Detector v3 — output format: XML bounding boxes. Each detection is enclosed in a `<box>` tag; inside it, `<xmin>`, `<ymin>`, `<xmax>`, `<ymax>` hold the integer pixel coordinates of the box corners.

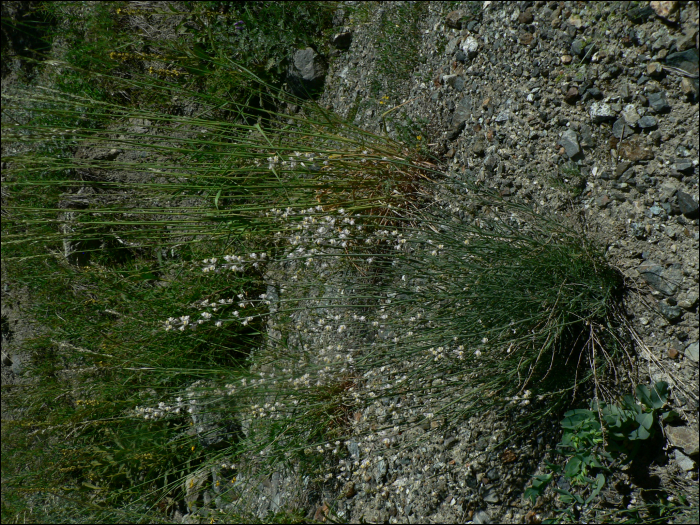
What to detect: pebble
<box><xmin>685</xmin><ymin>342</ymin><xmax>699</xmax><ymax>363</ymax></box>
<box><xmin>590</xmin><ymin>101</ymin><xmax>615</xmax><ymax>123</ymax></box>
<box><xmin>558</xmin><ymin>129</ymin><xmax>580</xmax><ymax>158</ymax></box>
<box><xmin>647</xmin><ymin>91</ymin><xmax>671</xmax><ymax>113</ymax></box>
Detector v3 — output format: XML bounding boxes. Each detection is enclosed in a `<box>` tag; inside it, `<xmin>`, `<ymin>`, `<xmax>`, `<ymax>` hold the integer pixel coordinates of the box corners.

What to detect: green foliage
<box><xmin>389</xmin><ymin>112</ymin><xmax>432</xmax><ymax>157</ymax></box>
<box><xmin>550</xmin><ymin>162</ymin><xmax>586</xmax><ymax>197</ymax></box>
<box><xmin>175</xmin><ymin>1</ymin><xmax>337</xmax><ymax>82</ymax></box>
<box><xmin>525</xmin><ymin>381</ymin><xmax>679</xmax><ymax>522</ymax></box>
<box><xmin>3</xmin><ymin>3</ymin><xmax>687</xmax><ymax>523</ymax></box>
<box><xmin>371</xmin><ymin>2</ymin><xmax>429</xmax><ymax>102</ymax></box>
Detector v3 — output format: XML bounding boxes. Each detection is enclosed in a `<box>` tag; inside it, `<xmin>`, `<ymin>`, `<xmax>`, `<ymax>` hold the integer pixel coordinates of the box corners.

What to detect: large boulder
<box><xmin>287</xmin><ymin>47</ymin><xmax>327</xmax><ymax>99</ymax></box>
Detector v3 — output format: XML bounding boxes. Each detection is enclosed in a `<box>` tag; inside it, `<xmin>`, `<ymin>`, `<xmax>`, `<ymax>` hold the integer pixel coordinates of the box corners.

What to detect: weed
<box><xmin>368</xmin><ymin>2</ymin><xmax>429</xmax><ymax>104</ymax></box>
<box><xmin>549</xmin><ymin>162</ymin><xmax>586</xmax><ymax>197</ymax></box>
<box><xmin>525</xmin><ymin>381</ymin><xmax>682</xmax><ymax>523</ymax></box>
<box><xmin>1</xmin><ymin>22</ymin><xmax>432</xmax><ymax>520</ymax></box>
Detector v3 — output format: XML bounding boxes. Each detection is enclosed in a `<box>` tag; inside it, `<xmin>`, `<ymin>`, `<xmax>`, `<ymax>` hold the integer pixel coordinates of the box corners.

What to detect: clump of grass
<box><xmin>2</xmin><ymin>53</ymin><xmax>429</xmax><ymax>264</ymax></box>
<box><xmin>1</xmin><ymin>48</ymin><xmax>433</xmax><ymax>522</ymax></box>
<box><xmin>133</xmin><ymin>175</ymin><xmax>633</xmax><ymax>522</ymax></box>
<box><xmin>1</xmin><ymin>8</ymin><xmax>643</xmax><ymax>522</ymax></box>
<box><xmin>236</xmin><ymin>182</ymin><xmax>628</xmax><ymax>419</ymax></box>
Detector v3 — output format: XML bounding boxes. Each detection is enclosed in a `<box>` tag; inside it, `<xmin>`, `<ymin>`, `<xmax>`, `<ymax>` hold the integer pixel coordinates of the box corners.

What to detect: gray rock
<box><xmin>287</xmin><ymin>47</ymin><xmax>327</xmax><ymax>99</ymax></box>
<box><xmin>590</xmin><ymin>102</ymin><xmax>615</xmax><ymax>123</ymax></box>
<box><xmin>452</xmin><ymin>96</ymin><xmax>473</xmax><ymax>128</ymax></box>
<box><xmin>482</xmin><ymin>488</ymin><xmax>499</xmax><ymax>504</ymax></box>
<box><xmin>494</xmin><ymin>109</ymin><xmax>511</xmax><ymax>123</ymax></box>
<box><xmin>647</xmin><ymin>205</ymin><xmax>667</xmax><ymax>218</ymax></box>
<box><xmin>676</xmin><ymin>191</ymin><xmax>699</xmax><ymax>219</ymax></box>
<box><xmin>637</xmin><ymin>115</ymin><xmax>658</xmax><ymax>128</ymax></box>
<box><xmin>10</xmin><ymin>354</ymin><xmax>23</xmax><ymax>375</ymax></box>
<box><xmin>665</xmin><ymin>48</ymin><xmax>700</xmax><ymax>76</ymax></box>
<box><xmin>620</xmin><ymin>82</ymin><xmax>632</xmax><ymax>101</ymax></box>
<box><xmin>471</xmin><ymin>139</ymin><xmax>486</xmax><ymax>156</ymax></box>
<box><xmin>666</xmin><ymin>426</ymin><xmax>700</xmax><ymax>456</ymax></box>
<box><xmin>630</xmin><ymin>222</ymin><xmax>646</xmax><ymax>238</ymax></box>
<box><xmin>374</xmin><ymin>458</ymin><xmax>387</xmax><ymax>482</ymax></box>
<box><xmin>445</xmin><ymin>36</ymin><xmax>461</xmax><ymax>55</ymax></box>
<box><xmin>184</xmin><ymin>470</ymin><xmax>209</xmax><ymax>511</ymax></box>
<box><xmin>445</xmin><ymin>10</ymin><xmax>466</xmax><ymax>29</ymax></box>
<box><xmin>473</xmin><ymin>509</ymin><xmax>491</xmax><ymax>524</ymax></box>
<box><xmin>444</xmin><ymin>436</ymin><xmax>459</xmax><ymax>450</ymax></box>
<box><xmin>558</xmin><ymin>129</ymin><xmax>580</xmax><ymax>158</ymax></box>
<box><xmin>587</xmin><ymin>86</ymin><xmax>603</xmax><ymax>99</ymax></box>
<box><xmin>622</xmin><ymin>105</ymin><xmax>640</xmax><ymax>126</ymax></box>
<box><xmin>673</xmin><ymin>160</ymin><xmax>694</xmax><ymax>174</ymax></box>
<box><xmin>571</xmin><ymin>39</ymin><xmax>586</xmax><ymax>57</ymax></box>
<box><xmin>615</xmin><ymin>161</ymin><xmax>632</xmax><ymax>178</ymax></box>
<box><xmin>347</xmin><ymin>440</ymin><xmax>360</xmax><ymax>458</ymax></box>
<box><xmin>638</xmin><ymin>261</ymin><xmax>681</xmax><ymax>296</ymax></box>
<box><xmin>449</xmin><ymin>96</ymin><xmax>474</xmax><ymax>139</ymax></box>
<box><xmin>484</xmin><ymin>155</ymin><xmax>498</xmax><ymax>173</ymax></box>
<box><xmin>461</xmin><ymin>37</ymin><xmax>479</xmax><ymax>59</ymax></box>
<box><xmin>443</xmin><ymin>75</ymin><xmax>464</xmax><ymax>91</ymax></box>
<box><xmin>676</xmin><ymin>145</ymin><xmax>694</xmax><ymax>158</ymax></box>
<box><xmin>673</xmin><ymin>449</ymin><xmax>696</xmax><ymax>471</ymax></box>
<box><xmin>612</xmin><ymin>118</ymin><xmax>635</xmax><ymax>139</ymax></box>
<box><xmin>647</xmin><ymin>91</ymin><xmax>671</xmax><ymax>113</ymax></box>
<box><xmin>685</xmin><ymin>342</ymin><xmax>699</xmax><ymax>363</ymax></box>
<box><xmin>579</xmin><ymin>124</ymin><xmax>594</xmax><ymax>147</ymax></box>
<box><xmin>659</xmin><ymin>302</ymin><xmax>683</xmax><ymax>322</ymax></box>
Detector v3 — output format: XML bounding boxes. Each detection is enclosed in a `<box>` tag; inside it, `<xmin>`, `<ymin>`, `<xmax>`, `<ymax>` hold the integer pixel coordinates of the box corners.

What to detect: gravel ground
<box><xmin>310</xmin><ymin>2</ymin><xmax>699</xmax><ymax>523</ymax></box>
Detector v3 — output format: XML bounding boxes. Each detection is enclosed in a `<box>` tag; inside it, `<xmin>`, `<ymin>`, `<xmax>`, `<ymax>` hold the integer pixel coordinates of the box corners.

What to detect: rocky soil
<box><xmin>2</xmin><ymin>1</ymin><xmax>698</xmax><ymax>524</ymax></box>
<box><xmin>307</xmin><ymin>2</ymin><xmax>699</xmax><ymax>523</ymax></box>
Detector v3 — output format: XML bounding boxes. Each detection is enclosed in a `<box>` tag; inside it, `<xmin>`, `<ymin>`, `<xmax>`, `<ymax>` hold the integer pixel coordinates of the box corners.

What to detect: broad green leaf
<box><xmin>661</xmin><ymin>410</ymin><xmax>678</xmax><ymax>423</ymax></box>
<box><xmin>564</xmin><ymin>456</ymin><xmax>583</xmax><ymax>478</ymax></box>
<box><xmin>635</xmin><ymin>385</ymin><xmax>653</xmax><ymax>408</ymax></box>
<box><xmin>554</xmin><ymin>488</ymin><xmax>575</xmax><ymax>504</ymax></box>
<box><xmin>585</xmin><ymin>473</ymin><xmax>605</xmax><ymax>504</ymax></box>
<box><xmin>636</xmin><ymin>411</ymin><xmax>654</xmax><ymax>430</ymax></box>
<box><xmin>524</xmin><ymin>487</ymin><xmax>540</xmax><ymax>505</ymax></box>
<box><xmin>561</xmin><ymin>409</ymin><xmax>594</xmax><ymax>430</ymax></box>
<box><xmin>649</xmin><ymin>381</ymin><xmax>669</xmax><ymax>409</ymax></box>
<box><xmin>629</xmin><ymin>424</ymin><xmax>651</xmax><ymax>441</ymax></box>
<box><xmin>622</xmin><ymin>394</ymin><xmax>641</xmax><ymax>414</ymax></box>
<box><xmin>532</xmin><ymin>474</ymin><xmax>552</xmax><ymax>488</ymax></box>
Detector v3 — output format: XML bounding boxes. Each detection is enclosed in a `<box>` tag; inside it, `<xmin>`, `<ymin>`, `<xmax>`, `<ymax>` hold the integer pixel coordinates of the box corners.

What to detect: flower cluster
<box><xmin>201</xmin><ymin>252</ymin><xmax>267</xmax><ymax>273</ymax></box>
<box><xmin>134</xmin><ymin>397</ymin><xmax>185</xmax><ymax>420</ymax></box>
<box><xmin>266</xmin><ymin>150</ymin><xmax>324</xmax><ymax>172</ymax></box>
